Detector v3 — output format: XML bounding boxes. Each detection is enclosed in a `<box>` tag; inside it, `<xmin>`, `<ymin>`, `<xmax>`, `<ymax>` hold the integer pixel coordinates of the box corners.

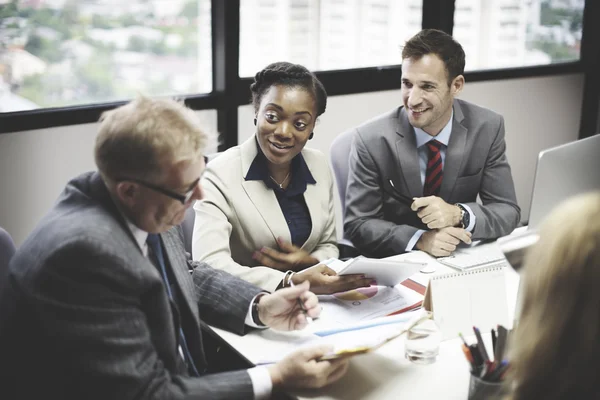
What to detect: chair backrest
<box><xmin>181</xmin><ymin>151</ymin><xmax>222</xmax><ymax>255</ymax></box>
<box><xmin>181</xmin><ymin>206</ymin><xmax>195</xmax><ymax>255</ymax></box>
<box><xmin>0</xmin><ymin>227</ymin><xmax>16</xmax><ymax>277</ymax></box>
<box><xmin>329</xmin><ymin>130</ymin><xmax>355</xmax><ymax>213</ymax></box>
<box><xmin>329</xmin><ymin>130</ymin><xmax>356</xmax><ymax>247</ymax></box>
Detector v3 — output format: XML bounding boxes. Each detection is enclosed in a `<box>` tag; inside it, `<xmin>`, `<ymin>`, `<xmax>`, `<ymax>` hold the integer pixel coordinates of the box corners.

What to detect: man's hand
<box><xmin>412</xmin><ymin>196</ymin><xmax>461</xmax><ymax>229</ymax></box>
<box><xmin>416</xmin><ymin>227</ymin><xmax>472</xmax><ymax>257</ymax></box>
<box><xmin>258</xmin><ymin>281</ymin><xmax>320</xmax><ymax>331</ymax></box>
<box><xmin>292</xmin><ymin>264</ymin><xmax>371</xmax><ymax>295</ymax></box>
<box><xmin>268</xmin><ymin>345</ymin><xmax>350</xmax><ymax>391</ymax></box>
<box><xmin>253</xmin><ymin>237</ymin><xmax>319</xmax><ymax>272</ymax></box>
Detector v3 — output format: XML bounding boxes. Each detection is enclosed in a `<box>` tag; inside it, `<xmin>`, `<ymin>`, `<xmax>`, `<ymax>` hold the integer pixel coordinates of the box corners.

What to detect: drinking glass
<box><xmin>404</xmin><ymin>313</ymin><xmax>441</xmax><ymax>364</ymax></box>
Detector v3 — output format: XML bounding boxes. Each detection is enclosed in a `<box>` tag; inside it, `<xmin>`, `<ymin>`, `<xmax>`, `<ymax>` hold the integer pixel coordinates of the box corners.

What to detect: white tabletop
<box><xmin>210</xmin><ymin>245</ymin><xmax>520</xmax><ymax>399</ymax></box>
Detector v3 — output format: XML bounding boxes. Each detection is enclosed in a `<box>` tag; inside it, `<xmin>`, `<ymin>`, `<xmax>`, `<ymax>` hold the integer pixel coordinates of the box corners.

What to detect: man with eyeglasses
<box><xmin>0</xmin><ymin>97</ymin><xmax>349</xmax><ymax>399</ymax></box>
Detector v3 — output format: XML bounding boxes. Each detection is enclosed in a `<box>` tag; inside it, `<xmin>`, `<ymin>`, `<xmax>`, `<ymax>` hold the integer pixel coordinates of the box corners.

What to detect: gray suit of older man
<box><xmin>0</xmin><ymin>171</ymin><xmax>262</xmax><ymax>400</ymax></box>
<box><xmin>344</xmin><ymin>99</ymin><xmax>520</xmax><ymax>258</ymax></box>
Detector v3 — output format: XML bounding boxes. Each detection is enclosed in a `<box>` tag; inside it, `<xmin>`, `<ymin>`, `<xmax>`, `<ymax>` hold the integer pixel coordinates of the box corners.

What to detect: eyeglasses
<box><xmin>119</xmin><ymin>177</ymin><xmax>201</xmax><ymax>204</ymax></box>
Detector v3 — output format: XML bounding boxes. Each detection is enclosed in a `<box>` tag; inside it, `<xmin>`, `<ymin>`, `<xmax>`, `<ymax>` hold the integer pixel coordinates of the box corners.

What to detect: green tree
<box><xmin>61</xmin><ymin>0</ymin><xmax>80</xmax><ymax>26</ymax></box>
<box><xmin>0</xmin><ymin>0</ymin><xmax>18</xmax><ymax>19</ymax></box>
<box><xmin>532</xmin><ymin>39</ymin><xmax>578</xmax><ymax>62</ymax></box>
<box><xmin>24</xmin><ymin>34</ymin><xmax>63</xmax><ymax>63</ymax></box>
<box><xmin>75</xmin><ymin>52</ymin><xmax>115</xmax><ymax>100</ymax></box>
<box><xmin>16</xmin><ymin>74</ymin><xmax>46</xmax><ymax>106</ymax></box>
<box><xmin>180</xmin><ymin>0</ymin><xmax>199</xmax><ymax>20</ymax></box>
<box><xmin>128</xmin><ymin>35</ymin><xmax>148</xmax><ymax>52</ymax></box>
<box><xmin>91</xmin><ymin>15</ymin><xmax>113</xmax><ymax>29</ymax></box>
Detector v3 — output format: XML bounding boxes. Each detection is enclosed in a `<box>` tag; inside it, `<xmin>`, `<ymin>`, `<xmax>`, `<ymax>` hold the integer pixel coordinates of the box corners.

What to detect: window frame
<box><xmin>1</xmin><ymin>0</ymin><xmax>597</xmax><ymax>144</ymax></box>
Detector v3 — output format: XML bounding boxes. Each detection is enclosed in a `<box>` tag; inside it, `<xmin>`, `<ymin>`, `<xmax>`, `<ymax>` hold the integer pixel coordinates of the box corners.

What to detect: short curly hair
<box><xmin>250</xmin><ymin>61</ymin><xmax>327</xmax><ymax>117</ymax></box>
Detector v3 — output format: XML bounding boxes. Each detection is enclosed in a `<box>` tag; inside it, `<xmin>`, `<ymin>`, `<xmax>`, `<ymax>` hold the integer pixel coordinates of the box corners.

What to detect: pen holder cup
<box><xmin>468</xmin><ymin>374</ymin><xmax>508</xmax><ymax>400</ymax></box>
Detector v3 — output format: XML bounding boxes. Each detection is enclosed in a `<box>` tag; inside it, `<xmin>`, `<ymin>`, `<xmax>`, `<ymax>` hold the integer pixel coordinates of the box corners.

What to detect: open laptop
<box><xmin>527</xmin><ymin>134</ymin><xmax>600</xmax><ymax>230</ymax></box>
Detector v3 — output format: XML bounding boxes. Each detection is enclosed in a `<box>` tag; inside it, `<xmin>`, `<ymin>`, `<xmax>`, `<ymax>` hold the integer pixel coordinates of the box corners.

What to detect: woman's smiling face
<box><xmin>255</xmin><ymin>85</ymin><xmax>317</xmax><ymax>166</ymax></box>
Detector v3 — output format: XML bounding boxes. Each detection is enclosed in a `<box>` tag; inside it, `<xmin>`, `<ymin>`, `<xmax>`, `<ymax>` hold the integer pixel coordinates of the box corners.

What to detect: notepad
<box><xmin>321</xmin><ymin>257</ymin><xmax>426</xmax><ymax>287</ymax></box>
<box><xmin>437</xmin><ymin>242</ymin><xmax>508</xmax><ymax>271</ymax></box>
<box><xmin>423</xmin><ymin>265</ymin><xmax>509</xmax><ymax>340</ymax></box>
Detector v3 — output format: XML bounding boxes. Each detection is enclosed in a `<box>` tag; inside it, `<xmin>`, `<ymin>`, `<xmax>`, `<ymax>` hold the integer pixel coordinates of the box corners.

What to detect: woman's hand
<box><xmin>253</xmin><ymin>237</ymin><xmax>319</xmax><ymax>271</ymax></box>
<box><xmin>292</xmin><ymin>265</ymin><xmax>372</xmax><ymax>295</ymax></box>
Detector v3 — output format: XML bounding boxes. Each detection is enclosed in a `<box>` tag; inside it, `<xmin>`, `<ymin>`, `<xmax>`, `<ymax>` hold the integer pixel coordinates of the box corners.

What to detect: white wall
<box><xmin>0</xmin><ymin>110</ymin><xmax>218</xmax><ymax>245</ymax></box>
<box><xmin>0</xmin><ymin>74</ymin><xmax>583</xmax><ymax>245</ymax></box>
<box><xmin>240</xmin><ymin>73</ymin><xmax>583</xmax><ymax>235</ymax></box>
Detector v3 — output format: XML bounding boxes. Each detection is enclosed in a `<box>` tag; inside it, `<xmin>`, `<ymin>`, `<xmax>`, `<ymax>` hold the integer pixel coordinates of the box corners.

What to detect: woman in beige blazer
<box><xmin>192</xmin><ymin>62</ymin><xmax>369</xmax><ymax>293</ymax></box>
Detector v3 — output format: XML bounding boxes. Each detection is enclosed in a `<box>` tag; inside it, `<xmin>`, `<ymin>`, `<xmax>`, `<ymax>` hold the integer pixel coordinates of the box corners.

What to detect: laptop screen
<box><xmin>528</xmin><ymin>134</ymin><xmax>600</xmax><ymax>229</ymax></box>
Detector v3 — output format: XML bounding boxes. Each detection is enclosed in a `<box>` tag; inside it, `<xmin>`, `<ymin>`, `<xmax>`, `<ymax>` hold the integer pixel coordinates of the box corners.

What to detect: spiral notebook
<box><xmin>423</xmin><ymin>266</ymin><xmax>509</xmax><ymax>340</ymax></box>
<box><xmin>437</xmin><ymin>242</ymin><xmax>508</xmax><ymax>271</ymax></box>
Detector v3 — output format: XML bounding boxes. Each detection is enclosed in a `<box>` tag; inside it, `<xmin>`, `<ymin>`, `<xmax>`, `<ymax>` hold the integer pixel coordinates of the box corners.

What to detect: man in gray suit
<box><xmin>0</xmin><ymin>97</ymin><xmax>348</xmax><ymax>399</ymax></box>
<box><xmin>344</xmin><ymin>29</ymin><xmax>520</xmax><ymax>258</ymax></box>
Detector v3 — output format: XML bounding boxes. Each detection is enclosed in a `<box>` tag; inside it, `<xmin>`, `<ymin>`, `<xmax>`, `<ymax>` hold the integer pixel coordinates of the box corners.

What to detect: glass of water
<box><xmin>404</xmin><ymin>312</ymin><xmax>441</xmax><ymax>364</ymax></box>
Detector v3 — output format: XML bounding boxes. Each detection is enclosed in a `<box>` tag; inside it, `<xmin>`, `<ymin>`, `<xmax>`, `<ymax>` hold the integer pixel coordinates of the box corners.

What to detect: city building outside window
<box><xmin>453</xmin><ymin>0</ymin><xmax>583</xmax><ymax>71</ymax></box>
<box><xmin>239</xmin><ymin>0</ymin><xmax>423</xmax><ymax>77</ymax></box>
<box><xmin>0</xmin><ymin>0</ymin><xmax>212</xmax><ymax>113</ymax></box>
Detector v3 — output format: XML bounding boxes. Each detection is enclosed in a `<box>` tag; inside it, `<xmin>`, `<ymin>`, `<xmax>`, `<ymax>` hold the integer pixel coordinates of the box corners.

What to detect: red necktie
<box><xmin>423</xmin><ymin>140</ymin><xmax>443</xmax><ymax>196</ymax></box>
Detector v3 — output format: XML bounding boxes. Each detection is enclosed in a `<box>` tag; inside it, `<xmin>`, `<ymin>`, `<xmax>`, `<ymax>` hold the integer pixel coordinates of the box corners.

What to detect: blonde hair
<box><xmin>509</xmin><ymin>192</ymin><xmax>600</xmax><ymax>399</ymax></box>
<box><xmin>95</xmin><ymin>96</ymin><xmax>212</xmax><ymax>181</ymax></box>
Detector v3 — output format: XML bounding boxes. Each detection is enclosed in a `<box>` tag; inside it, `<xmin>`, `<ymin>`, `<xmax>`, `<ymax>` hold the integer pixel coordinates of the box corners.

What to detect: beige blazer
<box><xmin>192</xmin><ymin>136</ymin><xmax>338</xmax><ymax>292</ymax></box>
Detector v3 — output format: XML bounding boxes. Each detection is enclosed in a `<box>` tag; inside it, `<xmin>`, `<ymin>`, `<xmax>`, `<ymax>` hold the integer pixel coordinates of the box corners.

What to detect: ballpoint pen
<box><xmin>473</xmin><ymin>326</ymin><xmax>490</xmax><ymax>362</ymax></box>
<box><xmin>386</xmin><ymin>179</ymin><xmax>415</xmax><ymax>207</ymax></box>
<box><xmin>289</xmin><ymin>279</ymin><xmax>313</xmax><ymax>324</ymax></box>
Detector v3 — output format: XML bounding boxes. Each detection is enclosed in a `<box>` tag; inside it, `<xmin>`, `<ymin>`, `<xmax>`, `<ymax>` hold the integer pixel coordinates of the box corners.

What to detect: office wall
<box><xmin>0</xmin><ymin>73</ymin><xmax>583</xmax><ymax>245</ymax></box>
<box><xmin>0</xmin><ymin>110</ymin><xmax>218</xmax><ymax>246</ymax></box>
<box><xmin>240</xmin><ymin>73</ymin><xmax>583</xmax><ymax>235</ymax></box>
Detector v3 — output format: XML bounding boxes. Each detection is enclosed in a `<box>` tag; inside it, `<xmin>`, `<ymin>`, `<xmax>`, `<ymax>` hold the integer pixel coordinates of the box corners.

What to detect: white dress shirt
<box><xmin>405</xmin><ymin>110</ymin><xmax>477</xmax><ymax>251</ymax></box>
<box><xmin>124</xmin><ymin>220</ymin><xmax>272</xmax><ymax>399</ymax></box>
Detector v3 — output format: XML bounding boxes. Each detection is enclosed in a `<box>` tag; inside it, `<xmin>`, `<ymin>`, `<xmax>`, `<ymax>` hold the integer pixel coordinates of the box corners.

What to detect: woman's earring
<box><xmin>253</xmin><ymin>118</ymin><xmax>257</xmax><ymax>126</ymax></box>
<box><xmin>309</xmin><ymin>132</ymin><xmax>314</xmax><ymax>140</ymax></box>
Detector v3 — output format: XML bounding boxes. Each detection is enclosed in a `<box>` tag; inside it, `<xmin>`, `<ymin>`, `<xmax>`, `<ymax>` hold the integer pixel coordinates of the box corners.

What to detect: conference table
<box><xmin>209</xmin><ymin>240</ymin><xmax>521</xmax><ymax>399</ymax></box>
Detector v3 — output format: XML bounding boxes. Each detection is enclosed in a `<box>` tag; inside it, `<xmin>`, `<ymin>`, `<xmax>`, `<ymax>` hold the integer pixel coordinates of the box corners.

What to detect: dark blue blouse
<box><xmin>244</xmin><ymin>145</ymin><xmax>316</xmax><ymax>247</ymax></box>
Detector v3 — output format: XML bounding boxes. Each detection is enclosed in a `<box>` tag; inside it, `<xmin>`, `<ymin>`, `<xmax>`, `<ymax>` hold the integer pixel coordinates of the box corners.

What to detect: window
<box><xmin>453</xmin><ymin>0</ymin><xmax>584</xmax><ymax>71</ymax></box>
<box><xmin>238</xmin><ymin>0</ymin><xmax>422</xmax><ymax>77</ymax></box>
<box><xmin>0</xmin><ymin>0</ymin><xmax>212</xmax><ymax>113</ymax></box>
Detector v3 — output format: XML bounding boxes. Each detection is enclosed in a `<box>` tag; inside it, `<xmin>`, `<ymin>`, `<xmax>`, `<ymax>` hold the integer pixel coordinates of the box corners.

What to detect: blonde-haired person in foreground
<box><xmin>0</xmin><ymin>96</ymin><xmax>349</xmax><ymax>399</ymax></box>
<box><xmin>507</xmin><ymin>192</ymin><xmax>600</xmax><ymax>400</ymax></box>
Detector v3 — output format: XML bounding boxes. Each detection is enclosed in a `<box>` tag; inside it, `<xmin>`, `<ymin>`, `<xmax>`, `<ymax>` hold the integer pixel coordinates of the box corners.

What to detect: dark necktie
<box><xmin>423</xmin><ymin>140</ymin><xmax>443</xmax><ymax>197</ymax></box>
<box><xmin>146</xmin><ymin>233</ymin><xmax>199</xmax><ymax>377</ymax></box>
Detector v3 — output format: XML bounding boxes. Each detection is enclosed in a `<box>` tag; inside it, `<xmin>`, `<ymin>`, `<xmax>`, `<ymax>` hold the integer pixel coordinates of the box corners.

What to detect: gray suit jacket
<box><xmin>344</xmin><ymin>99</ymin><xmax>521</xmax><ymax>258</ymax></box>
<box><xmin>0</xmin><ymin>172</ymin><xmax>263</xmax><ymax>399</ymax></box>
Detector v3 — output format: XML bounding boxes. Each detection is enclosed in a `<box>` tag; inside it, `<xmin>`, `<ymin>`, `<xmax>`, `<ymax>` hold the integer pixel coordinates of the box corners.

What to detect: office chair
<box><xmin>329</xmin><ymin>130</ymin><xmax>361</xmax><ymax>259</ymax></box>
<box><xmin>181</xmin><ymin>152</ymin><xmax>222</xmax><ymax>256</ymax></box>
<box><xmin>181</xmin><ymin>206</ymin><xmax>195</xmax><ymax>256</ymax></box>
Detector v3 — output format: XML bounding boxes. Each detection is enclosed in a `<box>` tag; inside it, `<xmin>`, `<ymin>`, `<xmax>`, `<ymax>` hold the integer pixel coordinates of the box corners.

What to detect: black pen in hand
<box><xmin>386</xmin><ymin>179</ymin><xmax>417</xmax><ymax>208</ymax></box>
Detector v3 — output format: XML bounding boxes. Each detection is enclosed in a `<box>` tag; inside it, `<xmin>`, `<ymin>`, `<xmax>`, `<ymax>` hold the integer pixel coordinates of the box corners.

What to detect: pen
<box><xmin>469</xmin><ymin>344</ymin><xmax>483</xmax><ymax>367</ymax></box>
<box><xmin>487</xmin><ymin>360</ymin><xmax>509</xmax><ymax>382</ymax></box>
<box><xmin>496</xmin><ymin>325</ymin><xmax>508</xmax><ymax>361</ymax></box>
<box><xmin>387</xmin><ymin>179</ymin><xmax>416</xmax><ymax>207</ymax></box>
<box><xmin>289</xmin><ymin>279</ymin><xmax>313</xmax><ymax>324</ymax></box>
<box><xmin>461</xmin><ymin>344</ymin><xmax>475</xmax><ymax>369</ymax></box>
<box><xmin>491</xmin><ymin>328</ymin><xmax>497</xmax><ymax>358</ymax></box>
<box><xmin>473</xmin><ymin>326</ymin><xmax>490</xmax><ymax>362</ymax></box>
